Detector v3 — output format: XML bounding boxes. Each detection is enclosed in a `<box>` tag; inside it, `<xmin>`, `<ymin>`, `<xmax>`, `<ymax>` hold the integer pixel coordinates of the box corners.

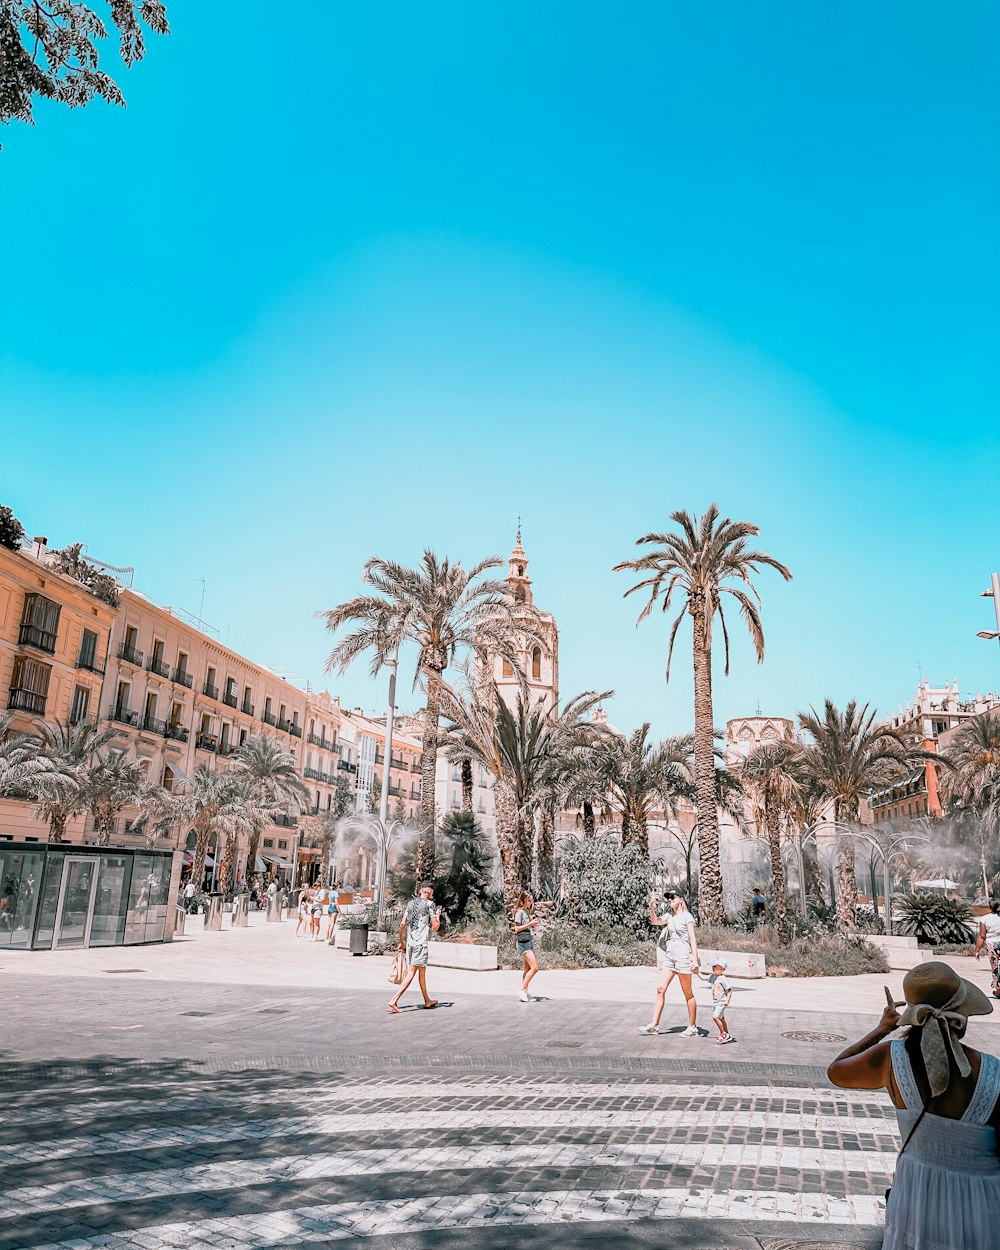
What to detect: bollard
<box><xmin>204</xmin><ymin>893</ymin><xmax>223</xmax><ymax>931</ymax></box>
<box><xmin>266</xmin><ymin>894</ymin><xmax>282</xmax><ymax>923</ymax></box>
<box><xmin>232</xmin><ymin>895</ymin><xmax>250</xmax><ymax>928</ymax></box>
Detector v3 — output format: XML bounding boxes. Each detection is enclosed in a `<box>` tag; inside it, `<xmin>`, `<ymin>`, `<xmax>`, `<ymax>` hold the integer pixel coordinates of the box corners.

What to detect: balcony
<box><xmin>223</xmin><ymin>692</ymin><xmax>238</xmax><ymax>709</ymax></box>
<box><xmin>410</xmin><ymin>760</ymin><xmax>421</xmax><ymax>773</ymax></box>
<box><xmin>289</xmin><ymin>723</ymin><xmax>302</xmax><ymax>739</ymax></box>
<box><xmin>163</xmin><ymin>722</ymin><xmax>189</xmax><ymax>743</ymax></box>
<box><xmin>273</xmin><ymin>813</ymin><xmax>298</xmax><ymax>828</ymax></box>
<box><xmin>173</xmin><ymin>667</ymin><xmax>193</xmax><ymax>689</ymax></box>
<box><xmin>147</xmin><ymin>655</ymin><xmax>170</xmax><ymax>678</ymax></box>
<box><xmin>77</xmin><ymin>650</ymin><xmax>104</xmax><ymax>675</ymax></box>
<box><xmin>141</xmin><ymin>714</ymin><xmax>166</xmax><ymax>735</ymax></box>
<box><xmin>262</xmin><ymin>711</ymin><xmax>277</xmax><ymax>726</ymax></box>
<box><xmin>109</xmin><ymin>706</ymin><xmax>138</xmax><ymax>727</ymax></box>
<box><xmin>374</xmin><ymin>750</ymin><xmax>385</xmax><ymax>765</ymax></box>
<box><xmin>8</xmin><ymin>688</ymin><xmax>47</xmax><ymax>715</ymax></box>
<box><xmin>203</xmin><ymin>682</ymin><xmax>219</xmax><ymax>700</ymax></box>
<box><xmin>118</xmin><ymin>643</ymin><xmax>143</xmax><ymax>667</ymax></box>
<box><xmin>410</xmin><ymin>788</ymin><xmax>421</xmax><ymax>801</ymax></box>
<box><xmin>337</xmin><ymin>759</ymin><xmax>358</xmax><ymax>774</ymax></box>
<box><xmin>308</xmin><ymin>733</ymin><xmax>333</xmax><ymax>749</ymax></box>
<box><xmin>388</xmin><ymin>784</ymin><xmax>403</xmax><ymax>797</ymax></box>
<box><xmin>18</xmin><ymin>623</ymin><xmax>57</xmax><ymax>654</ymax></box>
<box><xmin>218</xmin><ymin>741</ymin><xmax>237</xmax><ymax>756</ymax></box>
<box><xmin>242</xmin><ymin>700</ymin><xmax>255</xmax><ymax>717</ymax></box>
<box><xmin>277</xmin><ymin>718</ymin><xmax>290</xmax><ymax>733</ymax></box>
<box><xmin>195</xmin><ymin>733</ymin><xmax>218</xmax><ymax>753</ymax></box>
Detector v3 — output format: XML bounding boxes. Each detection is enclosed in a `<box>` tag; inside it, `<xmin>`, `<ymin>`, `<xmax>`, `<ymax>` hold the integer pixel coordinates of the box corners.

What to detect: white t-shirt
<box><xmin>980</xmin><ymin>913</ymin><xmax>1000</xmax><ymax>943</ymax></box>
<box><xmin>661</xmin><ymin>909</ymin><xmax>694</xmax><ymax>951</ymax></box>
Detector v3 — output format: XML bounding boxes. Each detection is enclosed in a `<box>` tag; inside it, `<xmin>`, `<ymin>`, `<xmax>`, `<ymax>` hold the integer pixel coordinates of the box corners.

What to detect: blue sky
<box><xmin>2</xmin><ymin>2</ymin><xmax>998</xmax><ymax>736</ymax></box>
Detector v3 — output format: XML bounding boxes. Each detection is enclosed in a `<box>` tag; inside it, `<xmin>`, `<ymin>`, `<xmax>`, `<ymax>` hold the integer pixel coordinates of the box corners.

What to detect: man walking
<box><xmin>389</xmin><ymin>883</ymin><xmax>440</xmax><ymax>1013</ymax></box>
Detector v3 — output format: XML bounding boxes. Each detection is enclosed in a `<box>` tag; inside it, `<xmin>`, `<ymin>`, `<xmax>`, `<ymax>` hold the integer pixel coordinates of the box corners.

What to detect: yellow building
<box><xmin>0</xmin><ymin>539</ymin><xmax>117</xmax><ymax>841</ymax></box>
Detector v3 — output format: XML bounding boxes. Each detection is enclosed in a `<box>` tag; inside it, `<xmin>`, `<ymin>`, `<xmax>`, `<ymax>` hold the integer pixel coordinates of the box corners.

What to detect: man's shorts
<box><xmin>406</xmin><ymin>941</ymin><xmax>429</xmax><ymax>969</ymax></box>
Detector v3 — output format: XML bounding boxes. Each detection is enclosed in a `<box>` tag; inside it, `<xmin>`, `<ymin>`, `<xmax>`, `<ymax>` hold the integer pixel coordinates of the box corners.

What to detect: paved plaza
<box><xmin>2</xmin><ymin>916</ymin><xmax>997</xmax><ymax>1249</ymax></box>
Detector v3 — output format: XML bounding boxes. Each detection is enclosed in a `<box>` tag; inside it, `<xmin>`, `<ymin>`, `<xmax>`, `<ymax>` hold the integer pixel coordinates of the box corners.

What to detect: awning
<box><xmin>260</xmin><ymin>852</ymin><xmax>291</xmax><ymax>869</ymax></box>
<box><xmin>182</xmin><ymin>851</ymin><xmax>215</xmax><ymax>868</ymax></box>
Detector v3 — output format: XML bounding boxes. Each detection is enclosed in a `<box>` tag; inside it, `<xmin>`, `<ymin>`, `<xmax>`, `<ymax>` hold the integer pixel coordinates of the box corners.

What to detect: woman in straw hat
<box><xmin>828</xmin><ymin>961</ymin><xmax>999</xmax><ymax>1250</ymax></box>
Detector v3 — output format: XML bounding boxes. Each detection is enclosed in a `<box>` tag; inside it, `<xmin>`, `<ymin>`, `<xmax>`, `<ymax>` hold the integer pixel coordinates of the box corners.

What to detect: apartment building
<box><xmin>347</xmin><ymin>709</ymin><xmax>422</xmax><ymax>823</ymax></box>
<box><xmin>0</xmin><ymin>540</ymin><xmax>117</xmax><ymax>840</ymax></box>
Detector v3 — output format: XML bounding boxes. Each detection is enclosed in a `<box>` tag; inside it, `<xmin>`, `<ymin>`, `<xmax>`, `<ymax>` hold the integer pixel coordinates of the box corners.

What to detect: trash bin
<box><xmin>232</xmin><ymin>895</ymin><xmax>250</xmax><ymax>928</ymax></box>
<box><xmin>174</xmin><ymin>904</ymin><xmax>186</xmax><ymax>937</ymax></box>
<box><xmin>266</xmin><ymin>894</ymin><xmax>281</xmax><ymax>922</ymax></box>
<box><xmin>204</xmin><ymin>893</ymin><xmax>223</xmax><ymax>931</ymax></box>
<box><xmin>349</xmin><ymin>924</ymin><xmax>369</xmax><ymax>956</ymax></box>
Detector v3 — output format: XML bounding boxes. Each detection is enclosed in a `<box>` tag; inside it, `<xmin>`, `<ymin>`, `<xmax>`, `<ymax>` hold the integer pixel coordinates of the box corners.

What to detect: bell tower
<box><xmin>507</xmin><ymin>527</ymin><xmax>533</xmax><ymax>606</ymax></box>
<box><xmin>495</xmin><ymin>526</ymin><xmax>559</xmax><ymax>714</ymax></box>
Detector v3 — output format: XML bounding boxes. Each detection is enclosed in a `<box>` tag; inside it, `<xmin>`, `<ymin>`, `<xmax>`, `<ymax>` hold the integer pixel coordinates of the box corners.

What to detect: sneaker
<box><xmin>519</xmin><ymin>990</ymin><xmax>530</xmax><ymax>1003</ymax></box>
<box><xmin>682</xmin><ymin>1025</ymin><xmax>699</xmax><ymax>1037</ymax></box>
<box><xmin>637</xmin><ymin>1024</ymin><xmax>659</xmax><ymax>1035</ymax></box>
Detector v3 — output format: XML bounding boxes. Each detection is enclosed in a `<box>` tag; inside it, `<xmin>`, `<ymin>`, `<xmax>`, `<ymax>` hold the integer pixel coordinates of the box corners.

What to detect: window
<box><xmin>151</xmin><ymin>639</ymin><xmax>165</xmax><ymax>666</ymax></box>
<box><xmin>502</xmin><ymin>659</ymin><xmax>514</xmax><ymax>678</ymax></box>
<box><xmin>79</xmin><ymin>628</ymin><xmax>99</xmax><ymax>670</ymax></box>
<box><xmin>8</xmin><ymin>656</ymin><xmax>51</xmax><ymax>715</ymax></box>
<box><xmin>115</xmin><ymin>681</ymin><xmax>130</xmax><ymax>714</ymax></box>
<box><xmin>221</xmin><ymin>723</ymin><xmax>230</xmax><ymax>750</ymax></box>
<box><xmin>163</xmin><ymin>765</ymin><xmax>176</xmax><ymax>792</ymax></box>
<box><xmin>177</xmin><ymin>651</ymin><xmax>189</xmax><ymax>675</ymax></box>
<box><xmin>264</xmin><ymin>696</ymin><xmax>272</xmax><ymax>717</ymax></box>
<box><xmin>19</xmin><ymin>593</ymin><xmax>60</xmax><ymax>653</ymax></box>
<box><xmin>263</xmin><ymin>838</ymin><xmax>274</xmax><ymax>848</ymax></box>
<box><xmin>310</xmin><ymin>719</ymin><xmax>315</xmax><ymax>736</ymax></box>
<box><xmin>242</xmin><ymin>685</ymin><xmax>253</xmax><ymax>713</ymax></box>
<box><xmin>531</xmin><ymin>647</ymin><xmax>541</xmax><ymax>680</ymax></box>
<box><xmin>144</xmin><ymin>691</ymin><xmax>157</xmax><ymax>725</ymax></box>
<box><xmin>277</xmin><ymin>840</ymin><xmax>288</xmax><ymax>850</ymax></box>
<box><xmin>224</xmin><ymin>677</ymin><xmax>238</xmax><ymax>707</ymax></box>
<box><xmin>69</xmin><ymin>686</ymin><xmax>91</xmax><ymax>725</ymax></box>
<box><xmin>239</xmin><ymin>728</ymin><xmax>247</xmax><ymax>745</ymax></box>
<box><xmin>125</xmin><ymin>625</ymin><xmax>138</xmax><ymax>649</ymax></box>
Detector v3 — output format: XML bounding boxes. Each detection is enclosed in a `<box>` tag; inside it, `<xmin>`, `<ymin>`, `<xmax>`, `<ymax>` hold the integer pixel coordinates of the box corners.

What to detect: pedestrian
<box><xmin>750</xmin><ymin>887</ymin><xmax>767</xmax><ymax>927</ymax></box>
<box><xmin>513</xmin><ymin>891</ymin><xmax>541</xmax><ymax>1003</ymax></box>
<box><xmin>699</xmin><ymin>959</ymin><xmax>735</xmax><ymax>1043</ymax></box>
<box><xmin>828</xmin><ymin>962</ymin><xmax>999</xmax><ymax>1250</ymax></box>
<box><xmin>183</xmin><ymin>877</ymin><xmax>196</xmax><ymax>914</ymax></box>
<box><xmin>325</xmin><ymin>885</ymin><xmax>339</xmax><ymax>943</ymax></box>
<box><xmin>310</xmin><ymin>885</ymin><xmax>327</xmax><ymax>942</ymax></box>
<box><xmin>974</xmin><ymin>903</ymin><xmax>1000</xmax><ymax>998</ymax></box>
<box><xmin>295</xmin><ymin>887</ymin><xmax>310</xmax><ymax>937</ymax></box>
<box><xmin>639</xmin><ymin>890</ymin><xmax>701</xmax><ymax>1037</ymax></box>
<box><xmin>389</xmin><ymin>882</ymin><xmax>440</xmax><ymax>1013</ymax></box>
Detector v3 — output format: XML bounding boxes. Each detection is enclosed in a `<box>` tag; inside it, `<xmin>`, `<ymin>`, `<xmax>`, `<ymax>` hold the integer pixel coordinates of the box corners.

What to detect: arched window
<box><xmin>502</xmin><ymin>659</ymin><xmax>514</xmax><ymax>678</ymax></box>
<box><xmin>531</xmin><ymin>647</ymin><xmax>541</xmax><ymax>680</ymax></box>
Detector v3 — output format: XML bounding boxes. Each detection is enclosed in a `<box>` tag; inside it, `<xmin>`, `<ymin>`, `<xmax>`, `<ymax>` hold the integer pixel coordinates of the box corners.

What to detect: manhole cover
<box><xmin>103</xmin><ymin>969</ymin><xmax>146</xmax><ymax>974</ymax></box>
<box><xmin>781</xmin><ymin>1031</ymin><xmax>847</xmax><ymax>1043</ymax></box>
<box><xmin>259</xmin><ymin>1008</ymin><xmax>289</xmax><ymax>1015</ymax></box>
<box><xmin>181</xmin><ymin>1011</ymin><xmax>213</xmax><ymax>1018</ymax></box>
<box><xmin>545</xmin><ymin>1040</ymin><xmax>582</xmax><ymax>1049</ymax></box>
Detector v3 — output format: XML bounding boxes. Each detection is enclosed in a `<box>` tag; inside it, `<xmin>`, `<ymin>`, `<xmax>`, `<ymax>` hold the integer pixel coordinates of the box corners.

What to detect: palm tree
<box><xmin>738</xmin><ymin>742</ymin><xmax>802</xmax><ymax>943</ymax></box>
<box><xmin>797</xmin><ymin>699</ymin><xmax>942</xmax><ymax>930</ymax></box>
<box><xmin>323</xmin><ymin>551</ymin><xmax>537</xmax><ymax>879</ymax></box>
<box><xmin>584</xmin><ymin>724</ymin><xmax>695</xmax><ymax>857</ymax></box>
<box><xmin>615</xmin><ymin>505</ymin><xmax>791</xmax><ymax>924</ymax></box>
<box><xmin>941</xmin><ymin>712</ymin><xmax>1000</xmax><ymax>899</ymax></box>
<box><xmin>216</xmin><ymin>775</ymin><xmax>270</xmax><ymax>893</ymax></box>
<box><xmin>171</xmin><ymin>766</ymin><xmax>236</xmax><ymax>889</ymax></box>
<box><xmin>0</xmin><ymin>713</ymin><xmax>50</xmax><ymax>797</ymax></box>
<box><xmin>229</xmin><ymin>733</ymin><xmax>309</xmax><ymax>881</ymax></box>
<box><xmin>33</xmin><ymin>720</ymin><xmax>119</xmax><ymax>842</ymax></box>
<box><xmin>83</xmin><ymin>750</ymin><xmax>163</xmax><ymax>846</ymax></box>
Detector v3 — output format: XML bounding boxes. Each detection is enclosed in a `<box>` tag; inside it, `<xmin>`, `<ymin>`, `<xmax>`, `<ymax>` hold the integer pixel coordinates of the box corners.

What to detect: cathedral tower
<box><xmin>494</xmin><ymin>528</ymin><xmax>559</xmax><ymax>714</ymax></box>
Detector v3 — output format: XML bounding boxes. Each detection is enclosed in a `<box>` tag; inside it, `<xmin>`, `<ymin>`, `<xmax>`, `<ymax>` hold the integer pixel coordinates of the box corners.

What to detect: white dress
<box><xmin>885</xmin><ymin>1040</ymin><xmax>1000</xmax><ymax>1250</ymax></box>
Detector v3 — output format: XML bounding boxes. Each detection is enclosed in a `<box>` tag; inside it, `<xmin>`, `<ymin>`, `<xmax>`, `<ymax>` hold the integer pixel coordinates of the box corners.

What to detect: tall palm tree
<box><xmin>216</xmin><ymin>775</ymin><xmax>270</xmax><ymax>892</ymax></box>
<box><xmin>0</xmin><ymin>713</ymin><xmax>51</xmax><ymax>797</ymax></box>
<box><xmin>83</xmin><ymin>750</ymin><xmax>164</xmax><ymax>846</ymax></box>
<box><xmin>943</xmin><ymin>711</ymin><xmax>1000</xmax><ymax>813</ymax></box>
<box><xmin>171</xmin><ymin>766</ymin><xmax>236</xmax><ymax>889</ymax></box>
<box><xmin>230</xmin><ymin>733</ymin><xmax>309</xmax><ymax>881</ymax></box>
<box><xmin>584</xmin><ymin>724</ymin><xmax>695</xmax><ymax>857</ymax></box>
<box><xmin>33</xmin><ymin>720</ymin><xmax>119</xmax><ymax>842</ymax></box>
<box><xmin>323</xmin><ymin>550</ymin><xmax>537</xmax><ymax>879</ymax></box>
<box><xmin>738</xmin><ymin>742</ymin><xmax>802</xmax><ymax>943</ymax></box>
<box><xmin>797</xmin><ymin>699</ymin><xmax>941</xmax><ymax>930</ymax></box>
<box><xmin>615</xmin><ymin>505</ymin><xmax>791</xmax><ymax>924</ymax></box>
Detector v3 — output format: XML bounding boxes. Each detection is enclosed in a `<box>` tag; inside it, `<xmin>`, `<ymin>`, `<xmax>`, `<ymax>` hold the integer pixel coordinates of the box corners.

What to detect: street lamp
<box><xmin>375</xmin><ymin>654</ymin><xmax>398</xmax><ymax>924</ymax></box>
<box><xmin>978</xmin><ymin>574</ymin><xmax>1000</xmax><ymax>645</ymax></box>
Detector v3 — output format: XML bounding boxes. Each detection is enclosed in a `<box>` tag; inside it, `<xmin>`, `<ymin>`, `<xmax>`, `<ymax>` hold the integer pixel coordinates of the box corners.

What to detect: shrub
<box><xmin>559</xmin><ymin>834</ymin><xmax>652</xmax><ymax>933</ymax></box>
<box><xmin>0</xmin><ymin>506</ymin><xmax>25</xmax><ymax>552</ymax></box>
<box><xmin>695</xmin><ymin>923</ymin><xmax>888</xmax><ymax>977</ymax></box>
<box><xmin>894</xmin><ymin>893</ymin><xmax>976</xmax><ymax>946</ymax></box>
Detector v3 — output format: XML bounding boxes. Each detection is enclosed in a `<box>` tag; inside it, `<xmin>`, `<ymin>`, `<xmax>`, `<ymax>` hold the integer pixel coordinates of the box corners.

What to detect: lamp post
<box><xmin>375</xmin><ymin>656</ymin><xmax>398</xmax><ymax>926</ymax></box>
<box><xmin>843</xmin><ymin>829</ymin><xmax>930</xmax><ymax>933</ymax></box>
<box><xmin>977</xmin><ymin>573</ymin><xmax>1000</xmax><ymax>645</ymax></box>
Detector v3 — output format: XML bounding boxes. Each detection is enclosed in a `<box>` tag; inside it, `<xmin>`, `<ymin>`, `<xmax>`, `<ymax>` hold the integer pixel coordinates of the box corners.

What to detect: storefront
<box><xmin>0</xmin><ymin>842</ymin><xmax>183</xmax><ymax>951</ymax></box>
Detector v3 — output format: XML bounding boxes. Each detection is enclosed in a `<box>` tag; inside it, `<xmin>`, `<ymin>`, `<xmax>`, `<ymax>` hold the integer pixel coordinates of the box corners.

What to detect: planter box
<box><xmin>865</xmin><ymin>935</ymin><xmax>932</xmax><ymax>970</ymax></box>
<box><xmin>428</xmin><ymin>941</ymin><xmax>498</xmax><ymax>971</ymax></box>
<box><xmin>694</xmin><ymin>948</ymin><xmax>766</xmax><ymax>979</ymax></box>
<box><xmin>332</xmin><ymin>928</ymin><xmax>388</xmax><ymax>953</ymax></box>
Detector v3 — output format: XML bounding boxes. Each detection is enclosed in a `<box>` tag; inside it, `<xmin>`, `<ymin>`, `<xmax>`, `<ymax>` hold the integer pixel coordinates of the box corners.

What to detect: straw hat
<box><xmin>899</xmin><ymin>962</ymin><xmax>992</xmax><ymax>1097</ymax></box>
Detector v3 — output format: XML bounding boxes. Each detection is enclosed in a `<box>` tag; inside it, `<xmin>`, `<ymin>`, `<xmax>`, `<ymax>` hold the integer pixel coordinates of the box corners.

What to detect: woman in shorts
<box><xmin>639</xmin><ymin>890</ymin><xmax>701</xmax><ymax>1037</ymax></box>
<box><xmin>309</xmin><ymin>886</ymin><xmax>326</xmax><ymax>942</ymax></box>
<box><xmin>325</xmin><ymin>886</ymin><xmax>339</xmax><ymax>943</ymax></box>
<box><xmin>513</xmin><ymin>891</ymin><xmax>541</xmax><ymax>1003</ymax></box>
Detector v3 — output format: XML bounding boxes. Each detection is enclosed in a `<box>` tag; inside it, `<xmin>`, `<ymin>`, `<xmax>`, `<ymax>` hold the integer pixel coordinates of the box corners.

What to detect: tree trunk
<box><xmin>802</xmin><ymin>839</ymin><xmax>824</xmax><ymax>906</ymax></box>
<box><xmin>537</xmin><ymin>804</ymin><xmax>555</xmax><ymax>893</ymax></box>
<box><xmin>417</xmin><ymin>672</ymin><xmax>442</xmax><ymax>880</ymax></box>
<box><xmin>247</xmin><ymin>826</ymin><xmax>263</xmax><ymax>882</ymax></box>
<box><xmin>623</xmin><ymin>814</ymin><xmax>649</xmax><ymax>857</ymax></box>
<box><xmin>621</xmin><ymin>810</ymin><xmax>632</xmax><ymax>845</ymax></box>
<box><xmin>494</xmin><ymin>777</ymin><xmax>521</xmax><ymax>915</ymax></box>
<box><xmin>692</xmin><ymin>620</ymin><xmax>724</xmax><ymax>925</ymax></box>
<box><xmin>191</xmin><ymin>820</ymin><xmax>212</xmax><ymax>891</ymax></box>
<box><xmin>47</xmin><ymin>812</ymin><xmax>67</xmax><ymax>844</ymax></box>
<box><xmin>461</xmin><ymin>757</ymin><xmax>473</xmax><ymax>812</ymax></box>
<box><xmin>835</xmin><ymin>809</ymin><xmax>858</xmax><ymax>931</ymax></box>
<box><xmin>582</xmin><ymin>800</ymin><xmax>595</xmax><ymax>836</ymax></box>
<box><xmin>766</xmin><ymin>807</ymin><xmax>789</xmax><ymax>944</ymax></box>
<box><xmin>219</xmin><ymin>831</ymin><xmax>238</xmax><ymax>893</ymax></box>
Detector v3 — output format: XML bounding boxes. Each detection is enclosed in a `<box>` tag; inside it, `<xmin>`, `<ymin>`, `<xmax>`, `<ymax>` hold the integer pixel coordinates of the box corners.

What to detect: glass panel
<box><xmin>124</xmin><ymin>855</ymin><xmax>160</xmax><ymax>944</ymax></box>
<box><xmin>90</xmin><ymin>855</ymin><xmax>131</xmax><ymax>947</ymax></box>
<box><xmin>0</xmin><ymin>851</ymin><xmax>44</xmax><ymax>948</ymax></box>
<box><xmin>33</xmin><ymin>854</ymin><xmax>66</xmax><ymax>949</ymax></box>
<box><xmin>55</xmin><ymin>859</ymin><xmax>96</xmax><ymax>949</ymax></box>
<box><xmin>142</xmin><ymin>857</ymin><xmax>171</xmax><ymax>944</ymax></box>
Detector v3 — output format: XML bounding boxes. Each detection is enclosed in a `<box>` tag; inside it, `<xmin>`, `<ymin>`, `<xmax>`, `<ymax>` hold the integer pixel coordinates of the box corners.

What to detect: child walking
<box><xmin>700</xmin><ymin>959</ymin><xmax>735</xmax><ymax>1043</ymax></box>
